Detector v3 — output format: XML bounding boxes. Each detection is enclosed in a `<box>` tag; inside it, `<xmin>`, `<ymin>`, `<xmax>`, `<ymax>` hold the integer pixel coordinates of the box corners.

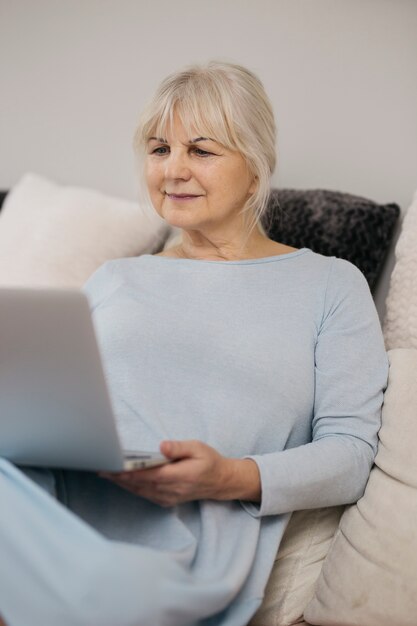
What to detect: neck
<box><xmin>175</xmin><ymin>225</ymin><xmax>270</xmax><ymax>261</ymax></box>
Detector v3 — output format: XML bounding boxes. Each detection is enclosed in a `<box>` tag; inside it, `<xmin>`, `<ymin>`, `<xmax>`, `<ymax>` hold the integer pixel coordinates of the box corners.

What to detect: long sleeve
<box><xmin>245</xmin><ymin>258</ymin><xmax>389</xmax><ymax>517</ymax></box>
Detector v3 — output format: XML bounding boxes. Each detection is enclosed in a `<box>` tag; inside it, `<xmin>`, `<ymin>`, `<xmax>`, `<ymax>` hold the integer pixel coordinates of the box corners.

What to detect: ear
<box><xmin>248</xmin><ymin>175</ymin><xmax>258</xmax><ymax>195</ymax></box>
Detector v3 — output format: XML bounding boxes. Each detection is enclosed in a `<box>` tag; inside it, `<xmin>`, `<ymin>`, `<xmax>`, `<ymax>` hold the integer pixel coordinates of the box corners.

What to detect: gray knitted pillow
<box><xmin>262</xmin><ymin>189</ymin><xmax>400</xmax><ymax>289</ymax></box>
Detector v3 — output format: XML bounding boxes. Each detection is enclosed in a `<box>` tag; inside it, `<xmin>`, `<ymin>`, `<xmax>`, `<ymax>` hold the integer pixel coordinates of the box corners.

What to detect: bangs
<box><xmin>136</xmin><ymin>75</ymin><xmax>246</xmax><ymax>155</ymax></box>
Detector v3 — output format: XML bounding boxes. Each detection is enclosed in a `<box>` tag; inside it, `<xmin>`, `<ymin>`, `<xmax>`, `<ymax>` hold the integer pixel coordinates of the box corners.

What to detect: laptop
<box><xmin>0</xmin><ymin>287</ymin><xmax>170</xmax><ymax>472</ymax></box>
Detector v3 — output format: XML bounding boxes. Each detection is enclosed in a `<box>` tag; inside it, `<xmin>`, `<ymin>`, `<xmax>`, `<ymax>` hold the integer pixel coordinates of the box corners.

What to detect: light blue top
<box><xmin>81</xmin><ymin>248</ymin><xmax>388</xmax><ymax>624</ymax></box>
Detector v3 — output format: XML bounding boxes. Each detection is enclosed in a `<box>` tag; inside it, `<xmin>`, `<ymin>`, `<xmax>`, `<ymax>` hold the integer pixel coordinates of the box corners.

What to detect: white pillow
<box><xmin>304</xmin><ymin>348</ymin><xmax>417</xmax><ymax>626</ymax></box>
<box><xmin>249</xmin><ymin>506</ymin><xmax>344</xmax><ymax>626</ymax></box>
<box><xmin>384</xmin><ymin>190</ymin><xmax>417</xmax><ymax>349</ymax></box>
<box><xmin>0</xmin><ymin>173</ymin><xmax>169</xmax><ymax>288</ymax></box>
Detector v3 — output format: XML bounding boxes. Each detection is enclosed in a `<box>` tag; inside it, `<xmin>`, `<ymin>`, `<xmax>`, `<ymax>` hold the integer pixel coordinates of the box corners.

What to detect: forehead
<box><xmin>148</xmin><ymin>116</ymin><xmax>201</xmax><ymax>141</ymax></box>
<box><xmin>148</xmin><ymin>107</ymin><xmax>232</xmax><ymax>148</ymax></box>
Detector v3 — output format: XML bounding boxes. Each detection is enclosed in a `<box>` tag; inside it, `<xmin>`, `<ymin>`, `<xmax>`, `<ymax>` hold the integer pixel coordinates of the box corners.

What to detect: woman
<box><xmin>0</xmin><ymin>61</ymin><xmax>388</xmax><ymax>626</ymax></box>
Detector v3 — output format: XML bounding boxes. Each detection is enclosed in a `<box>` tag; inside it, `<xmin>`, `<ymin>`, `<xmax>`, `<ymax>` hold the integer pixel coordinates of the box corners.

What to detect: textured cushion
<box><xmin>0</xmin><ymin>173</ymin><xmax>169</xmax><ymax>288</ymax></box>
<box><xmin>304</xmin><ymin>348</ymin><xmax>417</xmax><ymax>626</ymax></box>
<box><xmin>262</xmin><ymin>189</ymin><xmax>400</xmax><ymax>289</ymax></box>
<box><xmin>384</xmin><ymin>190</ymin><xmax>417</xmax><ymax>349</ymax></box>
<box><xmin>249</xmin><ymin>506</ymin><xmax>344</xmax><ymax>626</ymax></box>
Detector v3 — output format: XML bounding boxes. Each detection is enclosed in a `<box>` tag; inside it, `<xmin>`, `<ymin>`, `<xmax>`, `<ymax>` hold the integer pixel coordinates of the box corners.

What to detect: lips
<box><xmin>165</xmin><ymin>194</ymin><xmax>202</xmax><ymax>203</ymax></box>
<box><xmin>166</xmin><ymin>193</ymin><xmax>201</xmax><ymax>199</ymax></box>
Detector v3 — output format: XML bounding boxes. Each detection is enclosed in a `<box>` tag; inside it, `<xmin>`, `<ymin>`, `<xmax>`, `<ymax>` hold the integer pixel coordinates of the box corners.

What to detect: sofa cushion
<box><xmin>304</xmin><ymin>348</ymin><xmax>417</xmax><ymax>626</ymax></box>
<box><xmin>0</xmin><ymin>173</ymin><xmax>169</xmax><ymax>288</ymax></box>
<box><xmin>262</xmin><ymin>189</ymin><xmax>400</xmax><ymax>290</ymax></box>
<box><xmin>249</xmin><ymin>506</ymin><xmax>344</xmax><ymax>626</ymax></box>
<box><xmin>384</xmin><ymin>189</ymin><xmax>417</xmax><ymax>349</ymax></box>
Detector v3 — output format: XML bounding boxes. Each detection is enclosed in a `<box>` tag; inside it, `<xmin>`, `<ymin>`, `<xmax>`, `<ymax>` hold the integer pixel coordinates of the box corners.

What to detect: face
<box><xmin>145</xmin><ymin>114</ymin><xmax>257</xmax><ymax>234</ymax></box>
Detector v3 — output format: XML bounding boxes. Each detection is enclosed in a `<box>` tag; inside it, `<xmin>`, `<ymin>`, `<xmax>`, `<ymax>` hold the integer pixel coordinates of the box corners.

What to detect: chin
<box><xmin>161</xmin><ymin>209</ymin><xmax>202</xmax><ymax>230</ymax></box>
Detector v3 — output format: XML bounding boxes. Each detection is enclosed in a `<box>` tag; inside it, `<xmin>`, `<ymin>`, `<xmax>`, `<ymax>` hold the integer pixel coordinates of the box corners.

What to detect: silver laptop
<box><xmin>0</xmin><ymin>287</ymin><xmax>169</xmax><ymax>472</ymax></box>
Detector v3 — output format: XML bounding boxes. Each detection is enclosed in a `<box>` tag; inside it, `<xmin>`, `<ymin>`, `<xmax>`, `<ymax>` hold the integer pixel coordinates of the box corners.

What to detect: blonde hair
<box><xmin>134</xmin><ymin>60</ymin><xmax>276</xmax><ymax>237</ymax></box>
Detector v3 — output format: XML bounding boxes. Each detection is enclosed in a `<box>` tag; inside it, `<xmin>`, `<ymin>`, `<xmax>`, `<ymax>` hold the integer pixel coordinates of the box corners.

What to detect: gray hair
<box><xmin>134</xmin><ymin>61</ymin><xmax>277</xmax><ymax>236</ymax></box>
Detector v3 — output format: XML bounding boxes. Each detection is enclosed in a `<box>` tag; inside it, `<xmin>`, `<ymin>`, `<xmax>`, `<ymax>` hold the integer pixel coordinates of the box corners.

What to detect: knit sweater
<box><xmin>81</xmin><ymin>248</ymin><xmax>388</xmax><ymax>625</ymax></box>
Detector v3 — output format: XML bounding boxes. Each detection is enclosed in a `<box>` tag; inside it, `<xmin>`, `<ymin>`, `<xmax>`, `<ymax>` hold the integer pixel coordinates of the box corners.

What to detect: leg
<box><xmin>0</xmin><ymin>459</ymin><xmax>239</xmax><ymax>626</ymax></box>
<box><xmin>0</xmin><ymin>459</ymin><xmax>193</xmax><ymax>626</ymax></box>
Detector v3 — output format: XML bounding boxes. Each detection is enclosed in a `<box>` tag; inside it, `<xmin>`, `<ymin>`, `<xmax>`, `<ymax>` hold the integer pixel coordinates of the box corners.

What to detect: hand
<box><xmin>99</xmin><ymin>440</ymin><xmax>261</xmax><ymax>507</ymax></box>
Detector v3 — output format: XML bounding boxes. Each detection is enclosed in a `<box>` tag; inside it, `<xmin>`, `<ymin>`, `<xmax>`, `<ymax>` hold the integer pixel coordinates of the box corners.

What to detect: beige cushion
<box><xmin>384</xmin><ymin>190</ymin><xmax>417</xmax><ymax>349</ymax></box>
<box><xmin>304</xmin><ymin>348</ymin><xmax>417</xmax><ymax>626</ymax></box>
<box><xmin>0</xmin><ymin>173</ymin><xmax>169</xmax><ymax>288</ymax></box>
<box><xmin>250</xmin><ymin>506</ymin><xmax>344</xmax><ymax>626</ymax></box>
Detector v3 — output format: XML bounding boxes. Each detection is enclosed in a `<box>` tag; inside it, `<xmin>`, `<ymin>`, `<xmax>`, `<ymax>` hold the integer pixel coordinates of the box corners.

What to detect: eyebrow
<box><xmin>192</xmin><ymin>137</ymin><xmax>213</xmax><ymax>143</ymax></box>
<box><xmin>147</xmin><ymin>136</ymin><xmax>215</xmax><ymax>144</ymax></box>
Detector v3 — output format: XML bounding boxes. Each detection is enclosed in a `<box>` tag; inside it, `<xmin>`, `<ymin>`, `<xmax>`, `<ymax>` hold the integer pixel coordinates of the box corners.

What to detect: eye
<box><xmin>150</xmin><ymin>146</ymin><xmax>169</xmax><ymax>155</ymax></box>
<box><xmin>192</xmin><ymin>147</ymin><xmax>212</xmax><ymax>157</ymax></box>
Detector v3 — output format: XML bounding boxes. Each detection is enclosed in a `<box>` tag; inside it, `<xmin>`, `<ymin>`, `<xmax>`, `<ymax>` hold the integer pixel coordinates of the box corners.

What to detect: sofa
<box><xmin>1</xmin><ymin>173</ymin><xmax>416</xmax><ymax>626</ymax></box>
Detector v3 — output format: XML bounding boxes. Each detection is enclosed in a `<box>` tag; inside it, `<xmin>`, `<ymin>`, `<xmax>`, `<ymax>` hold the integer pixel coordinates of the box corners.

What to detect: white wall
<box><xmin>1</xmin><ymin>0</ymin><xmax>416</xmax><ymax>315</ymax></box>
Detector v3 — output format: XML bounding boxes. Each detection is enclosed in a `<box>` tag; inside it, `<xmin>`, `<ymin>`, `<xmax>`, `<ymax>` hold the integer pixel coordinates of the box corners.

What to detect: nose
<box><xmin>164</xmin><ymin>149</ymin><xmax>191</xmax><ymax>181</ymax></box>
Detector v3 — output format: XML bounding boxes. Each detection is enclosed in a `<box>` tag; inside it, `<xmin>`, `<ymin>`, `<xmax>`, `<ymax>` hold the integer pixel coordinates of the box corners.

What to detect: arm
<box><xmin>244</xmin><ymin>259</ymin><xmax>389</xmax><ymax>516</ymax></box>
<box><xmin>100</xmin><ymin>440</ymin><xmax>262</xmax><ymax>507</ymax></box>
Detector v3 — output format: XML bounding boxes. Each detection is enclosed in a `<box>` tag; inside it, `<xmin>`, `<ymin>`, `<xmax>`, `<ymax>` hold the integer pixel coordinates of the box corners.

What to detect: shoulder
<box><xmin>325</xmin><ymin>256</ymin><xmax>370</xmax><ymax>299</ymax></box>
<box><xmin>288</xmin><ymin>249</ymin><xmax>365</xmax><ymax>293</ymax></box>
<box><xmin>82</xmin><ymin>261</ymin><xmax>117</xmax><ymax>311</ymax></box>
<box><xmin>303</xmin><ymin>251</ymin><xmax>368</xmax><ymax>289</ymax></box>
<box><xmin>82</xmin><ymin>257</ymin><xmax>144</xmax><ymax>311</ymax></box>
<box><xmin>297</xmin><ymin>252</ymin><xmax>373</xmax><ymax>324</ymax></box>
<box><xmin>315</xmin><ymin>255</ymin><xmax>378</xmax><ymax>333</ymax></box>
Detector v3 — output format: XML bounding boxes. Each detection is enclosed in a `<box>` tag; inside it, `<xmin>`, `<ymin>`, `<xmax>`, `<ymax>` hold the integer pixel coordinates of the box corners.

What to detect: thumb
<box><xmin>160</xmin><ymin>440</ymin><xmax>200</xmax><ymax>460</ymax></box>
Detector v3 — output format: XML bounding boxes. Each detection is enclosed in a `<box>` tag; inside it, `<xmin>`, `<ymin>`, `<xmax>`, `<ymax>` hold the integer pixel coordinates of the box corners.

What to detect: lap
<box><xmin>13</xmin><ymin>461</ymin><xmax>200</xmax><ymax>553</ymax></box>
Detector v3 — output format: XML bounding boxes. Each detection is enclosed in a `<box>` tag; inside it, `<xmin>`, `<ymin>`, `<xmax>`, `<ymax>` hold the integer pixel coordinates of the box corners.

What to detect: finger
<box><xmin>100</xmin><ymin>469</ymin><xmax>158</xmax><ymax>485</ymax></box>
<box><xmin>160</xmin><ymin>439</ymin><xmax>203</xmax><ymax>460</ymax></box>
<box><xmin>101</xmin><ymin>466</ymin><xmax>187</xmax><ymax>490</ymax></box>
<box><xmin>99</xmin><ymin>471</ymin><xmax>180</xmax><ymax>505</ymax></box>
<box><xmin>126</xmin><ymin>467</ymin><xmax>173</xmax><ymax>485</ymax></box>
